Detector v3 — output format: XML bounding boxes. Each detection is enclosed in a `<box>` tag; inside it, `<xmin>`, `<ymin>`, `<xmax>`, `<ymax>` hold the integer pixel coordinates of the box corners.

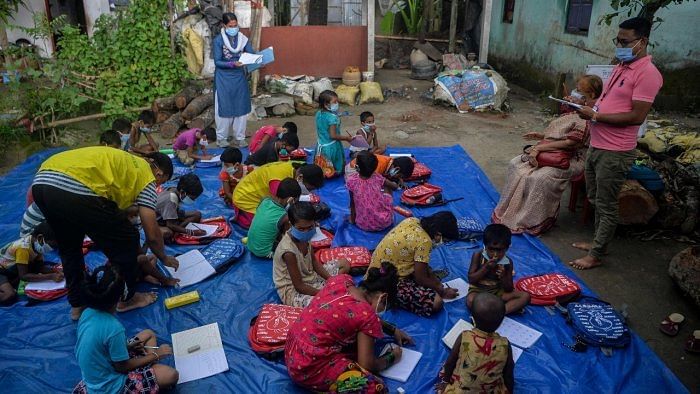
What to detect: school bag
<box><xmin>405</xmin><ymin>160</ymin><xmax>432</xmax><ymax>182</ymax></box>
<box><xmin>315</xmin><ymin>246</ymin><xmax>372</xmax><ymax>275</ymax></box>
<box><xmin>200</xmin><ymin>238</ymin><xmax>245</xmax><ymax>272</ymax></box>
<box><xmin>456</xmin><ymin>217</ymin><xmax>485</xmax><ymax>242</ymax></box>
<box><xmin>248</xmin><ymin>303</ymin><xmax>303</xmax><ymax>360</ymax></box>
<box><xmin>23</xmin><ymin>264</ymin><xmax>68</xmax><ymax>302</ymax></box>
<box><xmin>401</xmin><ymin>183</ymin><xmax>443</xmax><ymax>206</ymax></box>
<box><xmin>310</xmin><ymin>228</ymin><xmax>334</xmax><ymax>250</ymax></box>
<box><xmin>559</xmin><ymin>296</ymin><xmax>631</xmax><ymax>355</ymax></box>
<box><xmin>280</xmin><ymin>148</ymin><xmax>309</xmax><ymax>162</ymax></box>
<box><xmin>173</xmin><ymin>216</ymin><xmax>232</xmax><ymax>245</ymax></box>
<box><xmin>515</xmin><ymin>273</ymin><xmax>581</xmax><ymax>306</ymax></box>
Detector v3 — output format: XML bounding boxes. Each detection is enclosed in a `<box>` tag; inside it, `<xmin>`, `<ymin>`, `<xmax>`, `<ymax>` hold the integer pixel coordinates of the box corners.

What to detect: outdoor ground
<box><xmin>0</xmin><ymin>69</ymin><xmax>697</xmax><ymax>390</ymax></box>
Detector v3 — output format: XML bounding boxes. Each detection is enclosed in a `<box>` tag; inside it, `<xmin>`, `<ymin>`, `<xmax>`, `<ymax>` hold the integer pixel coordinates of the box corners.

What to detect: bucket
<box><xmin>362</xmin><ymin>72</ymin><xmax>374</xmax><ymax>82</ymax></box>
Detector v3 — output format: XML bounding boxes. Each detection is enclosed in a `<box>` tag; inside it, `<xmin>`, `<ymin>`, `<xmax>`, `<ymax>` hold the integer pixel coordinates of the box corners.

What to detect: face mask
<box><xmin>570</xmin><ymin>90</ymin><xmax>585</xmax><ymax>100</ymax></box>
<box><xmin>34</xmin><ymin>240</ymin><xmax>53</xmax><ymax>254</ymax></box>
<box><xmin>120</xmin><ymin>133</ymin><xmax>130</xmax><ymax>143</ymax></box>
<box><xmin>482</xmin><ymin>248</ymin><xmax>509</xmax><ymax>265</ymax></box>
<box><xmin>199</xmin><ymin>139</ymin><xmax>208</xmax><ymax>147</ymax></box>
<box><xmin>388</xmin><ymin>167</ymin><xmax>400</xmax><ymax>178</ymax></box>
<box><xmin>297</xmin><ymin>179</ymin><xmax>310</xmax><ymax>195</ymax></box>
<box><xmin>375</xmin><ymin>294</ymin><xmax>388</xmax><ymax>317</ymax></box>
<box><xmin>328</xmin><ymin>102</ymin><xmax>339</xmax><ymax>113</ymax></box>
<box><xmin>615</xmin><ymin>39</ymin><xmax>641</xmax><ymax>63</ymax></box>
<box><xmin>279</xmin><ymin>148</ymin><xmax>289</xmax><ymax>156</ymax></box>
<box><xmin>181</xmin><ymin>195</ymin><xmax>195</xmax><ymax>205</ymax></box>
<box><xmin>139</xmin><ymin>127</ymin><xmax>151</xmax><ymax>134</ymax></box>
<box><xmin>225</xmin><ymin>165</ymin><xmax>238</xmax><ymax>175</ymax></box>
<box><xmin>290</xmin><ymin>226</ymin><xmax>315</xmax><ymax>242</ymax></box>
<box><xmin>225</xmin><ymin>27</ymin><xmax>239</xmax><ymax>36</ymax></box>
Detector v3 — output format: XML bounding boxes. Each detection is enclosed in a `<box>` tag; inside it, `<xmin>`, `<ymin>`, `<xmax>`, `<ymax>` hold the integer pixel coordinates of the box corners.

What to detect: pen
<box><xmin>143</xmin><ymin>346</ymin><xmax>159</xmax><ymax>350</ymax></box>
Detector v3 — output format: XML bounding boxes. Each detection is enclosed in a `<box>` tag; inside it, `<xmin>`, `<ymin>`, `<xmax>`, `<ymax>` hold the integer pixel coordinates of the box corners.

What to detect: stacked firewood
<box><xmin>151</xmin><ymin>84</ymin><xmax>215</xmax><ymax>138</ymax></box>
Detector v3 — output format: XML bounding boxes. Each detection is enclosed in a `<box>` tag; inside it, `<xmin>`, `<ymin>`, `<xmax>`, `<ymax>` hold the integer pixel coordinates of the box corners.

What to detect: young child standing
<box><xmin>218</xmin><ymin>147</ymin><xmax>254</xmax><ymax>206</ymax></box>
<box><xmin>315</xmin><ymin>90</ymin><xmax>352</xmax><ymax>176</ymax></box>
<box><xmin>436</xmin><ymin>292</ymin><xmax>515</xmax><ymax>393</ymax></box>
<box><xmin>0</xmin><ymin>222</ymin><xmax>62</xmax><ymax>304</ymax></box>
<box><xmin>155</xmin><ymin>173</ymin><xmax>205</xmax><ymax>242</ymax></box>
<box><xmin>173</xmin><ymin>127</ymin><xmax>217</xmax><ymax>165</ymax></box>
<box><xmin>347</xmin><ymin>151</ymin><xmax>395</xmax><ymax>232</ymax></box>
<box><xmin>128</xmin><ymin>111</ymin><xmax>160</xmax><ymax>156</ymax></box>
<box><xmin>245</xmin><ymin>132</ymin><xmax>300</xmax><ymax>167</ymax></box>
<box><xmin>273</xmin><ymin>202</ymin><xmax>350</xmax><ymax>307</ymax></box>
<box><xmin>349</xmin><ymin>111</ymin><xmax>385</xmax><ymax>157</ymax></box>
<box><xmin>73</xmin><ymin>266</ymin><xmax>178</xmax><ymax>393</ymax></box>
<box><xmin>249</xmin><ymin>122</ymin><xmax>298</xmax><ymax>154</ymax></box>
<box><xmin>247</xmin><ymin>178</ymin><xmax>302</xmax><ymax>258</ymax></box>
<box><xmin>467</xmin><ymin>224</ymin><xmax>530</xmax><ymax>315</ymax></box>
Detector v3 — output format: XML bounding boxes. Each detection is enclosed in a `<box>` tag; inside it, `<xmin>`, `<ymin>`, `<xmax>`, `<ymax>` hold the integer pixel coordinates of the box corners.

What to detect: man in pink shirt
<box><xmin>570</xmin><ymin>17</ymin><xmax>663</xmax><ymax>270</ymax></box>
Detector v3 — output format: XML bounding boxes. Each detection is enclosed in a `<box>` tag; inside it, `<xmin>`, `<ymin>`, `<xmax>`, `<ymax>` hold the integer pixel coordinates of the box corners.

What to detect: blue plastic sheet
<box><xmin>0</xmin><ymin>146</ymin><xmax>688</xmax><ymax>393</ymax></box>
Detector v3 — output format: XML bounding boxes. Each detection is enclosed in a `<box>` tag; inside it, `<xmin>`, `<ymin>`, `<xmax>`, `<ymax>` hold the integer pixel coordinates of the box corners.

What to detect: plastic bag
<box><xmin>358</xmin><ymin>82</ymin><xmax>384</xmax><ymax>104</ymax></box>
<box><xmin>292</xmin><ymin>82</ymin><xmax>314</xmax><ymax>105</ymax></box>
<box><xmin>336</xmin><ymin>84</ymin><xmax>360</xmax><ymax>107</ymax></box>
<box><xmin>183</xmin><ymin>27</ymin><xmax>204</xmax><ymax>75</ymax></box>
<box><xmin>312</xmin><ymin>78</ymin><xmax>334</xmax><ymax>101</ymax></box>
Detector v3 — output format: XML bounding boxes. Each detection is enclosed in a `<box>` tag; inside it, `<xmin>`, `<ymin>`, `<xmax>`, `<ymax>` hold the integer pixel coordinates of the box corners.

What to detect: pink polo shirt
<box><xmin>173</xmin><ymin>128</ymin><xmax>200</xmax><ymax>150</ymax></box>
<box><xmin>590</xmin><ymin>55</ymin><xmax>663</xmax><ymax>151</ymax></box>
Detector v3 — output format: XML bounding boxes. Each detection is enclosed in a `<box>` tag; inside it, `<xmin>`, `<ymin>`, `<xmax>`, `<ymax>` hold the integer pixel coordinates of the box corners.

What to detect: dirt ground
<box><xmin>243</xmin><ymin>69</ymin><xmax>698</xmax><ymax>390</ymax></box>
<box><xmin>1</xmin><ymin>68</ymin><xmax>697</xmax><ymax>389</ymax></box>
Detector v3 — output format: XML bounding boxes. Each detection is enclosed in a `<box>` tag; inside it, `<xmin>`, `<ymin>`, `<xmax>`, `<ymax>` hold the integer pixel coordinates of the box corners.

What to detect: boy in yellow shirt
<box><xmin>0</xmin><ymin>222</ymin><xmax>62</xmax><ymax>304</ymax></box>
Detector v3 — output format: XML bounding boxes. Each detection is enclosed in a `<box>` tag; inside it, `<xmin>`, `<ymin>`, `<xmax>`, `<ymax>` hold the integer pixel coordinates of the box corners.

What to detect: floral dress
<box><xmin>347</xmin><ymin>172</ymin><xmax>393</xmax><ymax>232</ymax></box>
<box><xmin>285</xmin><ymin>274</ymin><xmax>386</xmax><ymax>393</ymax></box>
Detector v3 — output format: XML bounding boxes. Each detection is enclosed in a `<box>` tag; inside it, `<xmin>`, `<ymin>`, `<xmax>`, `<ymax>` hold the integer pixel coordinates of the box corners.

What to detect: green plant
<box><xmin>0</xmin><ymin>121</ymin><xmax>25</xmax><ymax>154</ymax></box>
<box><xmin>381</xmin><ymin>0</ymin><xmax>424</xmax><ymax>36</ymax></box>
<box><xmin>600</xmin><ymin>0</ymin><xmax>695</xmax><ymax>26</ymax></box>
<box><xmin>0</xmin><ymin>1</ymin><xmax>26</xmax><ymax>23</ymax></box>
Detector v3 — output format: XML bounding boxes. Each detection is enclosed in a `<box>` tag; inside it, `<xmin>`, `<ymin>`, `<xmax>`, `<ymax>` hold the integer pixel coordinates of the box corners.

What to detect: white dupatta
<box><xmin>220</xmin><ymin>28</ymin><xmax>248</xmax><ymax>54</ymax></box>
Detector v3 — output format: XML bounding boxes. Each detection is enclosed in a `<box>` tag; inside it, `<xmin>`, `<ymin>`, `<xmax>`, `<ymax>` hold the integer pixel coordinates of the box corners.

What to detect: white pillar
<box><xmin>367</xmin><ymin>0</ymin><xmax>375</xmax><ymax>72</ymax></box>
<box><xmin>83</xmin><ymin>0</ymin><xmax>111</xmax><ymax>37</ymax></box>
<box><xmin>479</xmin><ymin>0</ymin><xmax>493</xmax><ymax>64</ymax></box>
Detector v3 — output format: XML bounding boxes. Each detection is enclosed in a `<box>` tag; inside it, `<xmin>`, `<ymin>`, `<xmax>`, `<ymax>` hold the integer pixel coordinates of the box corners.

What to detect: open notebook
<box><xmin>378</xmin><ymin>345</ymin><xmax>422</xmax><ymax>383</ymax></box>
<box><xmin>165</xmin><ymin>250</ymin><xmax>216</xmax><ymax>288</ymax></box>
<box><xmin>172</xmin><ymin>322</ymin><xmax>228</xmax><ymax>384</ymax></box>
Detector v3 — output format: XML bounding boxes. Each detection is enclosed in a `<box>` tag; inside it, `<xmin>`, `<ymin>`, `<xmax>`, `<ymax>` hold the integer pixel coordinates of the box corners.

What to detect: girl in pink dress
<box><xmin>285</xmin><ymin>263</ymin><xmax>414</xmax><ymax>393</ymax></box>
<box><xmin>347</xmin><ymin>151</ymin><xmax>396</xmax><ymax>232</ymax></box>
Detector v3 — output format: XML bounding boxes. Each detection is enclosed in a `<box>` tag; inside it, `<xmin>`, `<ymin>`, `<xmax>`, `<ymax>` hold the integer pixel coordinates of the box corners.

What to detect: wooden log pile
<box><xmin>151</xmin><ymin>85</ymin><xmax>215</xmax><ymax>138</ymax></box>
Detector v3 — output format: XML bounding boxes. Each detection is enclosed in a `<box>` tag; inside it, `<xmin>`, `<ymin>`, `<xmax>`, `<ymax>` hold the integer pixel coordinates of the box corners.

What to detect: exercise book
<box><xmin>166</xmin><ymin>250</ymin><xmax>216</xmax><ymax>287</ymax></box>
<box><xmin>379</xmin><ymin>345</ymin><xmax>423</xmax><ymax>383</ymax></box>
<box><xmin>185</xmin><ymin>223</ymin><xmax>219</xmax><ymax>238</ymax></box>
<box><xmin>171</xmin><ymin>322</ymin><xmax>228</xmax><ymax>384</ymax></box>
<box><xmin>442</xmin><ymin>278</ymin><xmax>469</xmax><ymax>303</ymax></box>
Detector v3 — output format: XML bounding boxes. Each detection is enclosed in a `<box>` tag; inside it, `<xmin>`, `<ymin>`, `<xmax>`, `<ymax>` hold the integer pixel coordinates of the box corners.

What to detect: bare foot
<box><xmin>70</xmin><ymin>306</ymin><xmax>86</xmax><ymax>321</ymax></box>
<box><xmin>143</xmin><ymin>275</ymin><xmax>161</xmax><ymax>285</ymax></box>
<box><xmin>568</xmin><ymin>255</ymin><xmax>603</xmax><ymax>270</ymax></box>
<box><xmin>116</xmin><ymin>292</ymin><xmax>158</xmax><ymax>313</ymax></box>
<box><xmin>571</xmin><ymin>242</ymin><xmax>592</xmax><ymax>252</ymax></box>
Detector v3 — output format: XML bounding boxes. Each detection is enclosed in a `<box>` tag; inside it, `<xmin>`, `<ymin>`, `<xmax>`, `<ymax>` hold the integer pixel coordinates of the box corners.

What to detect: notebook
<box><xmin>496</xmin><ymin>317</ymin><xmax>542</xmax><ymax>349</ymax></box>
<box><xmin>165</xmin><ymin>250</ymin><xmax>216</xmax><ymax>288</ymax></box>
<box><xmin>239</xmin><ymin>52</ymin><xmax>263</xmax><ymax>65</ymax></box>
<box><xmin>185</xmin><ymin>223</ymin><xmax>219</xmax><ymax>238</ymax></box>
<box><xmin>378</xmin><ymin>345</ymin><xmax>422</xmax><ymax>383</ymax></box>
<box><xmin>25</xmin><ymin>279</ymin><xmax>66</xmax><ymax>291</ymax></box>
<box><xmin>172</xmin><ymin>322</ymin><xmax>228</xmax><ymax>384</ymax></box>
<box><xmin>442</xmin><ymin>278</ymin><xmax>469</xmax><ymax>303</ymax></box>
<box><xmin>200</xmin><ymin>155</ymin><xmax>221</xmax><ymax>164</ymax></box>
<box><xmin>246</xmin><ymin>47</ymin><xmax>274</xmax><ymax>72</ymax></box>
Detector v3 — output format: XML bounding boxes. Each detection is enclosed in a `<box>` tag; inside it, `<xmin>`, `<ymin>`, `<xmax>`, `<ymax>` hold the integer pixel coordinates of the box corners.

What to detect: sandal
<box><xmin>684</xmin><ymin>330</ymin><xmax>700</xmax><ymax>354</ymax></box>
<box><xmin>659</xmin><ymin>313</ymin><xmax>685</xmax><ymax>336</ymax></box>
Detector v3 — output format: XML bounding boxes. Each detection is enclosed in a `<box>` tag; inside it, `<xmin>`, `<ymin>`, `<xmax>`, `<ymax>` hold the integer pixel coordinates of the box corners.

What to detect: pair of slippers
<box><xmin>659</xmin><ymin>313</ymin><xmax>700</xmax><ymax>354</ymax></box>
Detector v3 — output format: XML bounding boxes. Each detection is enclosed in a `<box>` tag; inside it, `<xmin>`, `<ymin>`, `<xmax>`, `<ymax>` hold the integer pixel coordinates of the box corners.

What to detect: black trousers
<box><xmin>32</xmin><ymin>184</ymin><xmax>140</xmax><ymax>307</ymax></box>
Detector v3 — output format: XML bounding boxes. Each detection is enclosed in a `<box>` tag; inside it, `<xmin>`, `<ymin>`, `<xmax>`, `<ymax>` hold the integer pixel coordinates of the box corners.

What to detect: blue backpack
<box><xmin>561</xmin><ymin>297</ymin><xmax>630</xmax><ymax>355</ymax></box>
<box><xmin>456</xmin><ymin>217</ymin><xmax>484</xmax><ymax>245</ymax></box>
<box><xmin>200</xmin><ymin>238</ymin><xmax>245</xmax><ymax>272</ymax></box>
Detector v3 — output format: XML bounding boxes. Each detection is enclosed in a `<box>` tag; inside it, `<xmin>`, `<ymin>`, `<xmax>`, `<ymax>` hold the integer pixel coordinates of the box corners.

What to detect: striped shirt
<box><xmin>20</xmin><ymin>203</ymin><xmax>45</xmax><ymax>237</ymax></box>
<box><xmin>33</xmin><ymin>171</ymin><xmax>158</xmax><ymax>211</ymax></box>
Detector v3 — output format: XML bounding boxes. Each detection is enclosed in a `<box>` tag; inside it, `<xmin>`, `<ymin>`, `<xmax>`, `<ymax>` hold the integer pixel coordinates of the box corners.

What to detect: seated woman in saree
<box><xmin>492</xmin><ymin>74</ymin><xmax>603</xmax><ymax>235</ymax></box>
<box><xmin>284</xmin><ymin>262</ymin><xmax>413</xmax><ymax>394</ymax></box>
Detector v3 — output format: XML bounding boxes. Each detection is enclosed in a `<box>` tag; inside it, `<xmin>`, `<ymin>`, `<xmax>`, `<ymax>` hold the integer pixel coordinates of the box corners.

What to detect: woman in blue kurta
<box><xmin>315</xmin><ymin>90</ymin><xmax>352</xmax><ymax>175</ymax></box>
<box><xmin>212</xmin><ymin>13</ymin><xmax>255</xmax><ymax>148</ymax></box>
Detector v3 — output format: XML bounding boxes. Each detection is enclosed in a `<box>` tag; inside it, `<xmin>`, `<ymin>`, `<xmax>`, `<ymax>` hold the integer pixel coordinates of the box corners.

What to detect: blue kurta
<box><xmin>212</xmin><ymin>34</ymin><xmax>255</xmax><ymax>118</ymax></box>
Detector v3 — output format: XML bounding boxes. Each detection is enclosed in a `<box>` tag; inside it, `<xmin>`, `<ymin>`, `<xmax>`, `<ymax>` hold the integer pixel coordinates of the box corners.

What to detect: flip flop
<box><xmin>660</xmin><ymin>313</ymin><xmax>685</xmax><ymax>336</ymax></box>
<box><xmin>684</xmin><ymin>330</ymin><xmax>700</xmax><ymax>354</ymax></box>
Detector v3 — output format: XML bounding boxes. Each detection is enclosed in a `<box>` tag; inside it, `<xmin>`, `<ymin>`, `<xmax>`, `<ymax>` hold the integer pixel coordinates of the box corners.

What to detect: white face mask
<box><xmin>34</xmin><ymin>240</ymin><xmax>53</xmax><ymax>254</ymax></box>
<box><xmin>129</xmin><ymin>216</ymin><xmax>141</xmax><ymax>228</ymax></box>
<box><xmin>199</xmin><ymin>139</ymin><xmax>209</xmax><ymax>147</ymax></box>
<box><xmin>297</xmin><ymin>178</ymin><xmax>310</xmax><ymax>195</ymax></box>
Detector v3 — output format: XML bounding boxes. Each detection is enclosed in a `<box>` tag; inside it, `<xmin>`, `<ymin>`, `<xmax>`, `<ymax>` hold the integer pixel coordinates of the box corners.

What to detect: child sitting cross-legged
<box><xmin>467</xmin><ymin>224</ymin><xmax>530</xmax><ymax>315</ymax></box>
<box><xmin>73</xmin><ymin>265</ymin><xmax>178</xmax><ymax>394</ymax></box>
<box><xmin>155</xmin><ymin>173</ymin><xmax>204</xmax><ymax>242</ymax></box>
<box><xmin>173</xmin><ymin>126</ymin><xmax>217</xmax><ymax>166</ymax></box>
<box><xmin>347</xmin><ymin>151</ymin><xmax>395</xmax><ymax>232</ymax></box>
<box><xmin>218</xmin><ymin>147</ymin><xmax>254</xmax><ymax>206</ymax></box>
<box><xmin>247</xmin><ymin>178</ymin><xmax>301</xmax><ymax>258</ymax></box>
<box><xmin>273</xmin><ymin>201</ymin><xmax>350</xmax><ymax>307</ymax></box>
<box><xmin>436</xmin><ymin>292</ymin><xmax>515</xmax><ymax>394</ymax></box>
<box><xmin>349</xmin><ymin>111</ymin><xmax>385</xmax><ymax>157</ymax></box>
<box><xmin>128</xmin><ymin>111</ymin><xmax>160</xmax><ymax>156</ymax></box>
<box><xmin>0</xmin><ymin>221</ymin><xmax>62</xmax><ymax>304</ymax></box>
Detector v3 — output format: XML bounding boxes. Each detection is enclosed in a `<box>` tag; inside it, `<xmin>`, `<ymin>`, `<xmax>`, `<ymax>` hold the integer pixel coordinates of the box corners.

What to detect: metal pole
<box><xmin>448</xmin><ymin>0</ymin><xmax>458</xmax><ymax>53</ymax></box>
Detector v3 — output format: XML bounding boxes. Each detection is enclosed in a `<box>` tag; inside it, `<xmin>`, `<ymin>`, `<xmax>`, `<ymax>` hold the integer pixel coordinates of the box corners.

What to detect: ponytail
<box><xmin>359</xmin><ymin>262</ymin><xmax>399</xmax><ymax>305</ymax></box>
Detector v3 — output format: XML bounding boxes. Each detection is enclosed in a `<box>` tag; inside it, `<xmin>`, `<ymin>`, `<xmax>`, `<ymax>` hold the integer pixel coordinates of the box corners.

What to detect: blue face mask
<box><xmin>181</xmin><ymin>195</ymin><xmax>195</xmax><ymax>205</ymax></box>
<box><xmin>328</xmin><ymin>103</ymin><xmax>339</xmax><ymax>113</ymax></box>
<box><xmin>615</xmin><ymin>39</ymin><xmax>641</xmax><ymax>63</ymax></box>
<box><xmin>226</xmin><ymin>27</ymin><xmax>239</xmax><ymax>36</ymax></box>
<box><xmin>120</xmin><ymin>133</ymin><xmax>130</xmax><ymax>143</ymax></box>
<box><xmin>570</xmin><ymin>90</ymin><xmax>585</xmax><ymax>101</ymax></box>
<box><xmin>290</xmin><ymin>226</ymin><xmax>315</xmax><ymax>242</ymax></box>
<box><xmin>279</xmin><ymin>148</ymin><xmax>289</xmax><ymax>156</ymax></box>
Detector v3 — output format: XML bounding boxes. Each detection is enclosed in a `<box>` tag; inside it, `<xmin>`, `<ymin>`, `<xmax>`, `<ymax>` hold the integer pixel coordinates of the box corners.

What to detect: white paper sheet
<box><xmin>239</xmin><ymin>52</ymin><xmax>263</xmax><ymax>65</ymax></box>
<box><xmin>185</xmin><ymin>223</ymin><xmax>219</xmax><ymax>238</ymax></box>
<box><xmin>172</xmin><ymin>323</ymin><xmax>228</xmax><ymax>384</ymax></box>
<box><xmin>25</xmin><ymin>279</ymin><xmax>66</xmax><ymax>291</ymax></box>
<box><xmin>389</xmin><ymin>153</ymin><xmax>413</xmax><ymax>158</ymax></box>
<box><xmin>442</xmin><ymin>319</ymin><xmax>474</xmax><ymax>348</ymax></box>
<box><xmin>443</xmin><ymin>278</ymin><xmax>469</xmax><ymax>303</ymax></box>
<box><xmin>298</xmin><ymin>195</ymin><xmax>311</xmax><ymax>202</ymax></box>
<box><xmin>379</xmin><ymin>346</ymin><xmax>422</xmax><ymax>383</ymax></box>
<box><xmin>496</xmin><ymin>317</ymin><xmax>542</xmax><ymax>349</ymax></box>
<box><xmin>168</xmin><ymin>153</ymin><xmax>175</xmax><ymax>159</ymax></box>
<box><xmin>310</xmin><ymin>227</ymin><xmax>328</xmax><ymax>242</ymax></box>
<box><xmin>512</xmin><ymin>346</ymin><xmax>524</xmax><ymax>362</ymax></box>
<box><xmin>247</xmin><ymin>47</ymin><xmax>274</xmax><ymax>72</ymax></box>
<box><xmin>166</xmin><ymin>250</ymin><xmax>216</xmax><ymax>288</ymax></box>
<box><xmin>547</xmin><ymin>95</ymin><xmax>583</xmax><ymax>110</ymax></box>
<box><xmin>200</xmin><ymin>155</ymin><xmax>221</xmax><ymax>163</ymax></box>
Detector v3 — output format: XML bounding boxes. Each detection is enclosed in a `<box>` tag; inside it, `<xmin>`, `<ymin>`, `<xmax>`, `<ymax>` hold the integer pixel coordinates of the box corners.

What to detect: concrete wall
<box><xmin>487</xmin><ymin>0</ymin><xmax>700</xmax><ymax>109</ymax></box>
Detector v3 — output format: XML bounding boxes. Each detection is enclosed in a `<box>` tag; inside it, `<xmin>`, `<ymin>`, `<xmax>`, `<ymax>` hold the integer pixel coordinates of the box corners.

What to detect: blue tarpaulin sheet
<box><xmin>0</xmin><ymin>145</ymin><xmax>687</xmax><ymax>393</ymax></box>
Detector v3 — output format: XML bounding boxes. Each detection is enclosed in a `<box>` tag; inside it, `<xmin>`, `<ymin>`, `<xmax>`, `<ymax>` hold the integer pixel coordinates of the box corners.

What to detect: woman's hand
<box><xmin>393</xmin><ymin>328</ymin><xmax>415</xmax><ymax>346</ymax></box>
<box><xmin>234</xmin><ymin>61</ymin><xmax>243</xmax><ymax>67</ymax></box>
<box><xmin>523</xmin><ymin>132</ymin><xmax>543</xmax><ymax>141</ymax></box>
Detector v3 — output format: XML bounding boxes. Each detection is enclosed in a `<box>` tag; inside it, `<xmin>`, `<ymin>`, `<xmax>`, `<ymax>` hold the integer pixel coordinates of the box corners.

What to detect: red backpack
<box><xmin>515</xmin><ymin>273</ymin><xmax>582</xmax><ymax>306</ymax></box>
<box><xmin>310</xmin><ymin>228</ymin><xmax>334</xmax><ymax>250</ymax></box>
<box><xmin>406</xmin><ymin>160</ymin><xmax>432</xmax><ymax>182</ymax></box>
<box><xmin>248</xmin><ymin>304</ymin><xmax>303</xmax><ymax>359</ymax></box>
<box><xmin>315</xmin><ymin>246</ymin><xmax>371</xmax><ymax>275</ymax></box>
<box><xmin>401</xmin><ymin>183</ymin><xmax>443</xmax><ymax>206</ymax></box>
<box><xmin>173</xmin><ymin>216</ymin><xmax>232</xmax><ymax>245</ymax></box>
<box><xmin>24</xmin><ymin>264</ymin><xmax>68</xmax><ymax>302</ymax></box>
<box><xmin>280</xmin><ymin>149</ymin><xmax>308</xmax><ymax>162</ymax></box>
